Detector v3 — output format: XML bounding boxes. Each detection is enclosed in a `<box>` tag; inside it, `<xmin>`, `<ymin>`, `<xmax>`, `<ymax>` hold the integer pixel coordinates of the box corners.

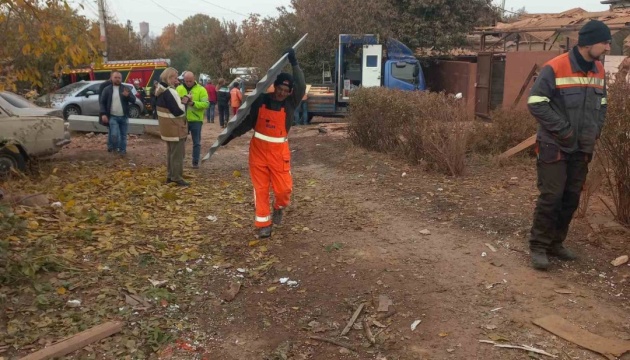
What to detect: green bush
<box><xmin>347</xmin><ymin>88</ymin><xmax>469</xmax><ymax>176</ymax></box>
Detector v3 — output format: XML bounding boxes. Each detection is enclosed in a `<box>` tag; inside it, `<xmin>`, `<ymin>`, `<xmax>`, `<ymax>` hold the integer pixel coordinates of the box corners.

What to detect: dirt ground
<box><xmin>1</xmin><ymin>119</ymin><xmax>629</xmax><ymax>360</ymax></box>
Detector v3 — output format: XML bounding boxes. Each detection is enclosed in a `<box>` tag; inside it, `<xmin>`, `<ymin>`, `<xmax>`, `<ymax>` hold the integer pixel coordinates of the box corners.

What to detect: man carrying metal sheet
<box><xmin>221</xmin><ymin>49</ymin><xmax>306</xmax><ymax>238</ymax></box>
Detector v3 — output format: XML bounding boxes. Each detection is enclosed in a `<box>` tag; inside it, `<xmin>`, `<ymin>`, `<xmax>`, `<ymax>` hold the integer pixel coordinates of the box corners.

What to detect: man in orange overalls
<box><xmin>222</xmin><ymin>49</ymin><xmax>305</xmax><ymax>238</ymax></box>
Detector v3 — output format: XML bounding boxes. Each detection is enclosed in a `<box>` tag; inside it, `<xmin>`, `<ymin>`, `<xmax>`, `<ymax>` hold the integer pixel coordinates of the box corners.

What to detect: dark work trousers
<box><xmin>529</xmin><ymin>142</ymin><xmax>590</xmax><ymax>252</ymax></box>
<box><xmin>218</xmin><ymin>103</ymin><xmax>230</xmax><ymax>127</ymax></box>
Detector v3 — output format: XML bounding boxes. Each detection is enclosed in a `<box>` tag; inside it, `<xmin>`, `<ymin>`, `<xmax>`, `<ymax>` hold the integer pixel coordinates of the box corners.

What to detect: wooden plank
<box><xmin>340</xmin><ymin>303</ymin><xmax>365</xmax><ymax>336</ymax></box>
<box><xmin>533</xmin><ymin>315</ymin><xmax>630</xmax><ymax>360</ymax></box>
<box><xmin>497</xmin><ymin>134</ymin><xmax>536</xmax><ymax>159</ymax></box>
<box><xmin>20</xmin><ymin>321</ymin><xmax>124</xmax><ymax>360</ymax></box>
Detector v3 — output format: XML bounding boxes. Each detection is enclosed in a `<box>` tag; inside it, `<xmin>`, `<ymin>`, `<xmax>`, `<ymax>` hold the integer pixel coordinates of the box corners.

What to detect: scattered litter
<box><xmin>402</xmin><ymin>172</ymin><xmax>407</xmax><ymax>177</ymax></box>
<box><xmin>340</xmin><ymin>303</ymin><xmax>365</xmax><ymax>336</ymax></box>
<box><xmin>221</xmin><ymin>282</ymin><xmax>241</xmax><ymax>302</ymax></box>
<box><xmin>286</xmin><ymin>280</ymin><xmax>299</xmax><ymax>287</ymax></box>
<box><xmin>479</xmin><ymin>340</ymin><xmax>557</xmax><ymax>358</ymax></box>
<box><xmin>490</xmin><ymin>307</ymin><xmax>502</xmax><ymax>312</ymax></box>
<box><xmin>411</xmin><ymin>320</ymin><xmax>422</xmax><ymax>331</ymax></box>
<box><xmin>206</xmin><ymin>215</ymin><xmax>218</xmax><ymax>222</ymax></box>
<box><xmin>236</xmin><ymin>268</ymin><xmax>247</xmax><ymax>273</ymax></box>
<box><xmin>186</xmin><ymin>267</ymin><xmax>193</xmax><ymax>273</ymax></box>
<box><xmin>485</xmin><ymin>243</ymin><xmax>497</xmax><ymax>252</ymax></box>
<box><xmin>481</xmin><ymin>252</ymin><xmax>487</xmax><ymax>257</ymax></box>
<box><xmin>51</xmin><ymin>201</ymin><xmax>62</xmax><ymax>208</ymax></box>
<box><xmin>611</xmin><ymin>255</ymin><xmax>629</xmax><ymax>267</ymax></box>
<box><xmin>149</xmin><ymin>279</ymin><xmax>168</xmax><ymax>287</ymax></box>
<box><xmin>279</xmin><ymin>277</ymin><xmax>289</xmax><ymax>284</ymax></box>
<box><xmin>66</xmin><ymin>300</ymin><xmax>81</xmax><ymax>308</ymax></box>
<box><xmin>534</xmin><ymin>314</ymin><xmax>630</xmax><ymax>359</ymax></box>
<box><xmin>419</xmin><ymin>229</ymin><xmax>431</xmax><ymax>235</ymax></box>
<box><xmin>377</xmin><ymin>295</ymin><xmax>393</xmax><ymax>312</ymax></box>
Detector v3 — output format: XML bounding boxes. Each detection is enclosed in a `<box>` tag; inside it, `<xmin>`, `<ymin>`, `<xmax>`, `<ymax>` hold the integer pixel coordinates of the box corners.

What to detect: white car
<box><xmin>0</xmin><ymin>91</ymin><xmax>70</xmax><ymax>176</ymax></box>
<box><xmin>44</xmin><ymin>80</ymin><xmax>145</xmax><ymax>120</ymax></box>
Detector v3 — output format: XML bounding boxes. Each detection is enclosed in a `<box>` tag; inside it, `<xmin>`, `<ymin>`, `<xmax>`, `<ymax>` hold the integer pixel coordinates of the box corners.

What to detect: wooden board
<box><xmin>19</xmin><ymin>321</ymin><xmax>124</xmax><ymax>360</ymax></box>
<box><xmin>498</xmin><ymin>134</ymin><xmax>536</xmax><ymax>159</ymax></box>
<box><xmin>533</xmin><ymin>315</ymin><xmax>630</xmax><ymax>360</ymax></box>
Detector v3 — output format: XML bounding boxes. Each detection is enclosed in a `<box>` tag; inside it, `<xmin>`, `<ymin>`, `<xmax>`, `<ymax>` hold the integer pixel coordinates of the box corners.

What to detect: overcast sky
<box><xmin>70</xmin><ymin>0</ymin><xmax>610</xmax><ymax>36</ymax></box>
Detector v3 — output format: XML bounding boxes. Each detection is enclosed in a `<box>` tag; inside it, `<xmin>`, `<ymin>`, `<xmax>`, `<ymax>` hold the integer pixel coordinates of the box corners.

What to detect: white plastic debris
<box><xmin>51</xmin><ymin>202</ymin><xmax>62</xmax><ymax>208</ymax></box>
<box><xmin>206</xmin><ymin>215</ymin><xmax>218</xmax><ymax>222</ymax></box>
<box><xmin>454</xmin><ymin>93</ymin><xmax>463</xmax><ymax>99</ymax></box>
<box><xmin>237</xmin><ymin>268</ymin><xmax>247</xmax><ymax>273</ymax></box>
<box><xmin>148</xmin><ymin>279</ymin><xmax>168</xmax><ymax>287</ymax></box>
<box><xmin>66</xmin><ymin>300</ymin><xmax>81</xmax><ymax>308</ymax></box>
<box><xmin>481</xmin><ymin>252</ymin><xmax>487</xmax><ymax>257</ymax></box>
<box><xmin>287</xmin><ymin>280</ymin><xmax>299</xmax><ymax>287</ymax></box>
<box><xmin>419</xmin><ymin>229</ymin><xmax>431</xmax><ymax>235</ymax></box>
<box><xmin>186</xmin><ymin>267</ymin><xmax>193</xmax><ymax>273</ymax></box>
<box><xmin>279</xmin><ymin>277</ymin><xmax>289</xmax><ymax>284</ymax></box>
<box><xmin>411</xmin><ymin>320</ymin><xmax>422</xmax><ymax>331</ymax></box>
<box><xmin>402</xmin><ymin>172</ymin><xmax>407</xmax><ymax>177</ymax></box>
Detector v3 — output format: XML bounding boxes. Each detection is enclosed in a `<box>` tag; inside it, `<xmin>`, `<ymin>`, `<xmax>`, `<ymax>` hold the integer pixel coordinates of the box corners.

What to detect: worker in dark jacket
<box><xmin>526</xmin><ymin>20</ymin><xmax>610</xmax><ymax>270</ymax></box>
<box><xmin>99</xmin><ymin>71</ymin><xmax>137</xmax><ymax>155</ymax></box>
<box><xmin>221</xmin><ymin>49</ymin><xmax>305</xmax><ymax>238</ymax></box>
<box><xmin>217</xmin><ymin>78</ymin><xmax>231</xmax><ymax>128</ymax></box>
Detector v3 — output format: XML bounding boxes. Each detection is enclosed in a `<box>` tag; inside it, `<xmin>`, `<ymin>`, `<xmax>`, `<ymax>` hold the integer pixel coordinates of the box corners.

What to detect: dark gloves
<box><xmin>285</xmin><ymin>48</ymin><xmax>297</xmax><ymax>66</ymax></box>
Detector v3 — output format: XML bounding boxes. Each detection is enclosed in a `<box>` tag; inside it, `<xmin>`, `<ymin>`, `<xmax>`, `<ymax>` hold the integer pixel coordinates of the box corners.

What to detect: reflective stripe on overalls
<box><xmin>249</xmin><ymin>104</ymin><xmax>293</xmax><ymax>228</ymax></box>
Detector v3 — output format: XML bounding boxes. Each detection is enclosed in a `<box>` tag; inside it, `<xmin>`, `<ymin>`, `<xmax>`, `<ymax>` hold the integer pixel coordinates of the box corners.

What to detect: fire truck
<box><xmin>59</xmin><ymin>59</ymin><xmax>170</xmax><ymax>89</ymax></box>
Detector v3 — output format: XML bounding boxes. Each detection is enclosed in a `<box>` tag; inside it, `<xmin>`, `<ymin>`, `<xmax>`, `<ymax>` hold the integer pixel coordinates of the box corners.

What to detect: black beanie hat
<box><xmin>578</xmin><ymin>20</ymin><xmax>612</xmax><ymax>46</ymax></box>
<box><xmin>274</xmin><ymin>73</ymin><xmax>294</xmax><ymax>90</ymax></box>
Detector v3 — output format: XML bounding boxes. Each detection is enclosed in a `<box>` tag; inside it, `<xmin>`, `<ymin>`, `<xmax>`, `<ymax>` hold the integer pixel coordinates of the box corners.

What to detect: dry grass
<box><xmin>469</xmin><ymin>108</ymin><xmax>538</xmax><ymax>156</ymax></box>
<box><xmin>347</xmin><ymin>88</ymin><xmax>469</xmax><ymax>176</ymax></box>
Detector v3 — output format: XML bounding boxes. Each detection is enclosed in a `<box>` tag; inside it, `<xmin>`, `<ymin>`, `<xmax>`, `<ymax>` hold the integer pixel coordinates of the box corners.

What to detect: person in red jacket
<box><xmin>221</xmin><ymin>49</ymin><xmax>305</xmax><ymax>238</ymax></box>
<box><xmin>205</xmin><ymin>79</ymin><xmax>217</xmax><ymax>123</ymax></box>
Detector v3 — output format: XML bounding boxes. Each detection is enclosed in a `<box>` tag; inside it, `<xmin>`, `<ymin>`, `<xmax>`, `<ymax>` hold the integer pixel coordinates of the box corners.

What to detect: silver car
<box><xmin>48</xmin><ymin>80</ymin><xmax>144</xmax><ymax>120</ymax></box>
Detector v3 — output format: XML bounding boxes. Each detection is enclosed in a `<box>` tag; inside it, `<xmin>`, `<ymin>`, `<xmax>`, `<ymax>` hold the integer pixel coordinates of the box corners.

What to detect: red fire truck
<box><xmin>59</xmin><ymin>59</ymin><xmax>170</xmax><ymax>89</ymax></box>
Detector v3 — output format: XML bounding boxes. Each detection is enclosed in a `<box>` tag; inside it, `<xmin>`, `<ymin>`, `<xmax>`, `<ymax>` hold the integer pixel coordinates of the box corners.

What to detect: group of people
<box><xmin>153</xmin><ymin>48</ymin><xmax>304</xmax><ymax>238</ymax></box>
<box><xmin>203</xmin><ymin>78</ymin><xmax>243</xmax><ymax>128</ymax></box>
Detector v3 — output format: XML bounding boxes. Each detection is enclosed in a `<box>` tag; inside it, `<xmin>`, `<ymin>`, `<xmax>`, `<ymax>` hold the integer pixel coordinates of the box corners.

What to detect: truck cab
<box><xmin>301</xmin><ymin>34</ymin><xmax>425</xmax><ymax>122</ymax></box>
<box><xmin>336</xmin><ymin>34</ymin><xmax>425</xmax><ymax>103</ymax></box>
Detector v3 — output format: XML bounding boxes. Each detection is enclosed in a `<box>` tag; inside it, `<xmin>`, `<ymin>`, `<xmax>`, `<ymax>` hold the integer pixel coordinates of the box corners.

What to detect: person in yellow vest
<box><xmin>176</xmin><ymin>71</ymin><xmax>209</xmax><ymax>169</ymax></box>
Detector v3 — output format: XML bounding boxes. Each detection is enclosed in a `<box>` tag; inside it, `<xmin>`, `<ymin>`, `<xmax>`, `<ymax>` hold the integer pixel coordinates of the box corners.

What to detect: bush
<box><xmin>599</xmin><ymin>77</ymin><xmax>630</xmax><ymax>226</ymax></box>
<box><xmin>347</xmin><ymin>88</ymin><xmax>469</xmax><ymax>176</ymax></box>
<box><xmin>469</xmin><ymin>108</ymin><xmax>538</xmax><ymax>155</ymax></box>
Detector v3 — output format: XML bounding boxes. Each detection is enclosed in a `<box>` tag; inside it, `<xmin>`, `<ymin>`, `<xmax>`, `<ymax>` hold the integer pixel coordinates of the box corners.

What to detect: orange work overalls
<box><xmin>249</xmin><ymin>104</ymin><xmax>293</xmax><ymax>228</ymax></box>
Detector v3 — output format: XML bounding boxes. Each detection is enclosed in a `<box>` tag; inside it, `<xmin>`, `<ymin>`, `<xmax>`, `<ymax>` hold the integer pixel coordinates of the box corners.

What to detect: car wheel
<box><xmin>0</xmin><ymin>147</ymin><xmax>26</xmax><ymax>178</ymax></box>
<box><xmin>63</xmin><ymin>105</ymin><xmax>81</xmax><ymax>120</ymax></box>
<box><xmin>129</xmin><ymin>105</ymin><xmax>140</xmax><ymax>119</ymax></box>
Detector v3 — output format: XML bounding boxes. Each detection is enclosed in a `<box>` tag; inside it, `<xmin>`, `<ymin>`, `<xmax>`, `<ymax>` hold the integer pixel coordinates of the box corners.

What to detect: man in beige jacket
<box><xmin>155</xmin><ymin>67</ymin><xmax>189</xmax><ymax>187</ymax></box>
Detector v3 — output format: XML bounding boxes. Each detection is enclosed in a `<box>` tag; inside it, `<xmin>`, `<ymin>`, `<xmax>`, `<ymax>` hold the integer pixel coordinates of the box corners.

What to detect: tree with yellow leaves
<box><xmin>0</xmin><ymin>0</ymin><xmax>100</xmax><ymax>92</ymax></box>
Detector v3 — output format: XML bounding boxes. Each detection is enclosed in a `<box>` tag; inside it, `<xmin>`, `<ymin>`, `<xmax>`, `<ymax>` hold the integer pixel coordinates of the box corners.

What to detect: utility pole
<box><xmin>97</xmin><ymin>0</ymin><xmax>108</xmax><ymax>61</ymax></box>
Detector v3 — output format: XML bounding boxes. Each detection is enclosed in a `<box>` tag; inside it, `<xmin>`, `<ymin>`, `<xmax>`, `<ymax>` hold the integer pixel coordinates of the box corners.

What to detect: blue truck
<box><xmin>302</xmin><ymin>34</ymin><xmax>426</xmax><ymax>121</ymax></box>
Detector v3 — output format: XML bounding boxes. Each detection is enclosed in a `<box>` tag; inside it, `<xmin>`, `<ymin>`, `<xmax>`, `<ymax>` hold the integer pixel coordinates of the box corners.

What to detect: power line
<box><xmin>197</xmin><ymin>0</ymin><xmax>248</xmax><ymax>17</ymax></box>
<box><xmin>147</xmin><ymin>0</ymin><xmax>184</xmax><ymax>21</ymax></box>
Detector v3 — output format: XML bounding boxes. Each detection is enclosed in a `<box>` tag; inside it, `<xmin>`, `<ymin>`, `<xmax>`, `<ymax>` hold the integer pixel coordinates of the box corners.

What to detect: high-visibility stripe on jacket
<box><xmin>527</xmin><ymin>48</ymin><xmax>607</xmax><ymax>154</ymax></box>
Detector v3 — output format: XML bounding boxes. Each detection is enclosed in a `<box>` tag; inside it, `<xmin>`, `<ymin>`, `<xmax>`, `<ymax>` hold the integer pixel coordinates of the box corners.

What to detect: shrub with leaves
<box><xmin>599</xmin><ymin>77</ymin><xmax>630</xmax><ymax>226</ymax></box>
<box><xmin>347</xmin><ymin>88</ymin><xmax>470</xmax><ymax>176</ymax></box>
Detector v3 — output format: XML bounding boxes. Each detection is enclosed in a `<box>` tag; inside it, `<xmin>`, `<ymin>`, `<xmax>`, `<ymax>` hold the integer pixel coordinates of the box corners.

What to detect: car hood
<box><xmin>10</xmin><ymin>107</ymin><xmax>64</xmax><ymax>118</ymax></box>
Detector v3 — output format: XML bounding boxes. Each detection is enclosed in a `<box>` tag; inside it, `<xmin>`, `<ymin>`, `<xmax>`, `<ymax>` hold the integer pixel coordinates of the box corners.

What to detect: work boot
<box><xmin>258</xmin><ymin>226</ymin><xmax>272</xmax><ymax>239</ymax></box>
<box><xmin>272</xmin><ymin>208</ymin><xmax>283</xmax><ymax>225</ymax></box>
<box><xmin>531</xmin><ymin>250</ymin><xmax>550</xmax><ymax>271</ymax></box>
<box><xmin>174</xmin><ymin>180</ymin><xmax>190</xmax><ymax>187</ymax></box>
<box><xmin>165</xmin><ymin>178</ymin><xmax>173</xmax><ymax>184</ymax></box>
<box><xmin>548</xmin><ymin>245</ymin><xmax>577</xmax><ymax>261</ymax></box>
<box><xmin>192</xmin><ymin>163</ymin><xmax>199</xmax><ymax>169</ymax></box>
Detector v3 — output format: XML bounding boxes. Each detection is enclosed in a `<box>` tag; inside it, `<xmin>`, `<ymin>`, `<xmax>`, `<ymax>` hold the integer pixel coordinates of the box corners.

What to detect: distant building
<box><xmin>139</xmin><ymin>22</ymin><xmax>150</xmax><ymax>46</ymax></box>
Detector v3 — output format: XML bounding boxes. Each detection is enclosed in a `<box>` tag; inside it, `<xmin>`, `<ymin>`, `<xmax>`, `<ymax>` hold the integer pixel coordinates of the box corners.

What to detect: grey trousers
<box><xmin>167</xmin><ymin>139</ymin><xmax>186</xmax><ymax>181</ymax></box>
